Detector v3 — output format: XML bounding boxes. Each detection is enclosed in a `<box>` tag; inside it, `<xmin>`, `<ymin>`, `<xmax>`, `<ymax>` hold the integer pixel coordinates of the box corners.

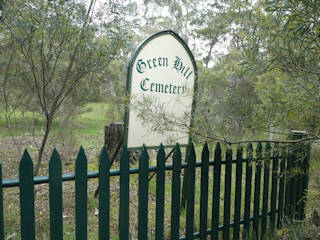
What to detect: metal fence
<box><xmin>0</xmin><ymin>141</ymin><xmax>311</xmax><ymax>239</ymax></box>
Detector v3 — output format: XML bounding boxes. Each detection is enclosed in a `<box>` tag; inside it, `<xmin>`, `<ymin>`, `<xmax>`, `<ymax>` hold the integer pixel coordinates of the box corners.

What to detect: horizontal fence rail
<box><xmin>0</xmin><ymin>141</ymin><xmax>311</xmax><ymax>239</ymax></box>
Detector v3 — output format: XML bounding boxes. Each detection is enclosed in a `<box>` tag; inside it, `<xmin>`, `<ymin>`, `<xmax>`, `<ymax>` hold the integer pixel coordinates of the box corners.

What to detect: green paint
<box><xmin>2</xmin><ymin>141</ymin><xmax>312</xmax><ymax>239</ymax></box>
<box><xmin>270</xmin><ymin>144</ymin><xmax>279</xmax><ymax>234</ymax></box>
<box><xmin>186</xmin><ymin>143</ymin><xmax>196</xmax><ymax>240</ymax></box>
<box><xmin>0</xmin><ymin>163</ymin><xmax>3</xmax><ymax>240</ymax></box>
<box><xmin>49</xmin><ymin>149</ymin><xmax>63</xmax><ymax>240</ymax></box>
<box><xmin>138</xmin><ymin>146</ymin><xmax>149</xmax><ymax>240</ymax></box>
<box><xmin>277</xmin><ymin>147</ymin><xmax>287</xmax><ymax>229</ymax></box>
<box><xmin>119</xmin><ymin>146</ymin><xmax>130</xmax><ymax>240</ymax></box>
<box><xmin>233</xmin><ymin>146</ymin><xmax>243</xmax><ymax>240</ymax></box>
<box><xmin>75</xmin><ymin>147</ymin><xmax>88</xmax><ymax>240</ymax></box>
<box><xmin>19</xmin><ymin>150</ymin><xmax>35</xmax><ymax>240</ymax></box>
<box><xmin>253</xmin><ymin>142</ymin><xmax>262</xmax><ymax>240</ymax></box>
<box><xmin>171</xmin><ymin>143</ymin><xmax>181</xmax><ymax>239</ymax></box>
<box><xmin>155</xmin><ymin>144</ymin><xmax>166</xmax><ymax>240</ymax></box>
<box><xmin>199</xmin><ymin>143</ymin><xmax>209</xmax><ymax>240</ymax></box>
<box><xmin>223</xmin><ymin>148</ymin><xmax>232</xmax><ymax>240</ymax></box>
<box><xmin>211</xmin><ymin>142</ymin><xmax>221</xmax><ymax>240</ymax></box>
<box><xmin>261</xmin><ymin>143</ymin><xmax>271</xmax><ymax>239</ymax></box>
<box><xmin>98</xmin><ymin>146</ymin><xmax>110</xmax><ymax>239</ymax></box>
<box><xmin>244</xmin><ymin>143</ymin><xmax>253</xmax><ymax>238</ymax></box>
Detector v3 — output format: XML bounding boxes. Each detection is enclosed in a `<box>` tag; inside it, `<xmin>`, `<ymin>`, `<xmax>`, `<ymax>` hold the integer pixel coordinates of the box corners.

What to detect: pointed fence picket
<box><xmin>0</xmin><ymin>140</ymin><xmax>311</xmax><ymax>239</ymax></box>
<box><xmin>270</xmin><ymin>144</ymin><xmax>279</xmax><ymax>234</ymax></box>
<box><xmin>0</xmin><ymin>162</ymin><xmax>3</xmax><ymax>240</ymax></box>
<box><xmin>277</xmin><ymin>146</ymin><xmax>287</xmax><ymax>229</ymax></box>
<box><xmin>98</xmin><ymin>146</ymin><xmax>110</xmax><ymax>239</ymax></box>
<box><xmin>223</xmin><ymin>148</ymin><xmax>232</xmax><ymax>240</ymax></box>
<box><xmin>138</xmin><ymin>146</ymin><xmax>149</xmax><ymax>240</ymax></box>
<box><xmin>186</xmin><ymin>143</ymin><xmax>196</xmax><ymax>240</ymax></box>
<box><xmin>253</xmin><ymin>142</ymin><xmax>263</xmax><ymax>239</ymax></box>
<box><xmin>171</xmin><ymin>143</ymin><xmax>182</xmax><ymax>239</ymax></box>
<box><xmin>75</xmin><ymin>147</ymin><xmax>88</xmax><ymax>240</ymax></box>
<box><xmin>233</xmin><ymin>146</ymin><xmax>243</xmax><ymax>240</ymax></box>
<box><xmin>199</xmin><ymin>143</ymin><xmax>209</xmax><ymax>240</ymax></box>
<box><xmin>49</xmin><ymin>149</ymin><xmax>63</xmax><ymax>240</ymax></box>
<box><xmin>211</xmin><ymin>142</ymin><xmax>221</xmax><ymax>240</ymax></box>
<box><xmin>19</xmin><ymin>150</ymin><xmax>35</xmax><ymax>240</ymax></box>
<box><xmin>261</xmin><ymin>143</ymin><xmax>271</xmax><ymax>239</ymax></box>
<box><xmin>243</xmin><ymin>143</ymin><xmax>253</xmax><ymax>238</ymax></box>
<box><xmin>155</xmin><ymin>144</ymin><xmax>165</xmax><ymax>240</ymax></box>
<box><xmin>119</xmin><ymin>146</ymin><xmax>130</xmax><ymax>240</ymax></box>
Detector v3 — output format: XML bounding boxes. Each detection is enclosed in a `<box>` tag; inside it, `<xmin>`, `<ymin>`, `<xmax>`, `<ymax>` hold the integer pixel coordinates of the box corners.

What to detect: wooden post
<box><xmin>104</xmin><ymin>122</ymin><xmax>124</xmax><ymax>162</ymax></box>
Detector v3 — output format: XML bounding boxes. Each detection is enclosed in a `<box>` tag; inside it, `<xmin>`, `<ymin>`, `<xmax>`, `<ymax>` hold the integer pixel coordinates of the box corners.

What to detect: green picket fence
<box><xmin>0</xmin><ymin>141</ymin><xmax>310</xmax><ymax>239</ymax></box>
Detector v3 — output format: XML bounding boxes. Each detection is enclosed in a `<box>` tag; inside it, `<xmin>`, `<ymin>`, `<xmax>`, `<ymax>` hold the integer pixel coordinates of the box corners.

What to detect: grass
<box><xmin>0</xmin><ymin>102</ymin><xmax>115</xmax><ymax>139</ymax></box>
<box><xmin>0</xmin><ymin>101</ymin><xmax>319</xmax><ymax>239</ymax></box>
<box><xmin>76</xmin><ymin>102</ymin><xmax>115</xmax><ymax>137</ymax></box>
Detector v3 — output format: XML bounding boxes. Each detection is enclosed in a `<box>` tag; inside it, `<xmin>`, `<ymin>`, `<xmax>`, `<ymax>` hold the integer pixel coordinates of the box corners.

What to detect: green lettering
<box><xmin>173</xmin><ymin>86</ymin><xmax>177</xmax><ymax>94</ymax></box>
<box><xmin>181</xmin><ymin>66</ymin><xmax>185</xmax><ymax>74</ymax></box>
<box><xmin>150</xmin><ymin>82</ymin><xmax>154</xmax><ymax>92</ymax></box>
<box><xmin>140</xmin><ymin>78</ymin><xmax>149</xmax><ymax>91</ymax></box>
<box><xmin>173</xmin><ymin>56</ymin><xmax>182</xmax><ymax>72</ymax></box>
<box><xmin>147</xmin><ymin>60</ymin><xmax>152</xmax><ymax>68</ymax></box>
<box><xmin>164</xmin><ymin>85</ymin><xmax>168</xmax><ymax>93</ymax></box>
<box><xmin>156</xmin><ymin>83</ymin><xmax>164</xmax><ymax>93</ymax></box>
<box><xmin>186</xmin><ymin>71</ymin><xmax>192</xmax><ymax>79</ymax></box>
<box><xmin>153</xmin><ymin>58</ymin><xmax>157</xmax><ymax>68</ymax></box>
<box><xmin>163</xmin><ymin>57</ymin><xmax>168</xmax><ymax>67</ymax></box>
<box><xmin>182</xmin><ymin>86</ymin><xmax>186</xmax><ymax>94</ymax></box>
<box><xmin>158</xmin><ymin>57</ymin><xmax>162</xmax><ymax>67</ymax></box>
<box><xmin>184</xmin><ymin>67</ymin><xmax>190</xmax><ymax>77</ymax></box>
<box><xmin>169</xmin><ymin>84</ymin><xmax>172</xmax><ymax>94</ymax></box>
<box><xmin>136</xmin><ymin>59</ymin><xmax>146</xmax><ymax>73</ymax></box>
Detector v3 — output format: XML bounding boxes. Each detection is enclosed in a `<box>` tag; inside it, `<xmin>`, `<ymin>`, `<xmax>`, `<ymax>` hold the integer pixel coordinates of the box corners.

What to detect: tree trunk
<box><xmin>105</xmin><ymin>122</ymin><xmax>124</xmax><ymax>162</ymax></box>
<box><xmin>34</xmin><ymin>115</ymin><xmax>52</xmax><ymax>176</ymax></box>
<box><xmin>205</xmin><ymin>42</ymin><xmax>214</xmax><ymax>68</ymax></box>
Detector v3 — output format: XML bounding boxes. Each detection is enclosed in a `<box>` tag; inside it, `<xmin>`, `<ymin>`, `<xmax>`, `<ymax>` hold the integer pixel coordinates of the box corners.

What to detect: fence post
<box><xmin>186</xmin><ymin>143</ymin><xmax>196</xmax><ymax>240</ymax></box>
<box><xmin>261</xmin><ymin>143</ymin><xmax>271</xmax><ymax>239</ymax></box>
<box><xmin>138</xmin><ymin>145</ymin><xmax>149</xmax><ymax>240</ymax></box>
<box><xmin>270</xmin><ymin>143</ymin><xmax>279</xmax><ymax>234</ymax></box>
<box><xmin>119</xmin><ymin>146</ymin><xmax>130</xmax><ymax>240</ymax></box>
<box><xmin>49</xmin><ymin>149</ymin><xmax>63</xmax><ymax>240</ymax></box>
<box><xmin>19</xmin><ymin>149</ymin><xmax>35</xmax><ymax>240</ymax></box>
<box><xmin>98</xmin><ymin>146</ymin><xmax>110</xmax><ymax>240</ymax></box>
<box><xmin>171</xmin><ymin>144</ymin><xmax>182</xmax><ymax>239</ymax></box>
<box><xmin>211</xmin><ymin>142</ymin><xmax>221</xmax><ymax>240</ymax></box>
<box><xmin>75</xmin><ymin>147</ymin><xmax>88</xmax><ymax>240</ymax></box>
<box><xmin>243</xmin><ymin>143</ymin><xmax>253</xmax><ymax>238</ymax></box>
<box><xmin>253</xmin><ymin>142</ymin><xmax>262</xmax><ymax>240</ymax></box>
<box><xmin>199</xmin><ymin>143</ymin><xmax>209</xmax><ymax>240</ymax></box>
<box><xmin>0</xmin><ymin>162</ymin><xmax>3</xmax><ymax>240</ymax></box>
<box><xmin>155</xmin><ymin>144</ymin><xmax>166</xmax><ymax>240</ymax></box>
<box><xmin>233</xmin><ymin>146</ymin><xmax>243</xmax><ymax>240</ymax></box>
<box><xmin>277</xmin><ymin>146</ymin><xmax>287</xmax><ymax>229</ymax></box>
<box><xmin>223</xmin><ymin>147</ymin><xmax>232</xmax><ymax>240</ymax></box>
<box><xmin>289</xmin><ymin>131</ymin><xmax>310</xmax><ymax>220</ymax></box>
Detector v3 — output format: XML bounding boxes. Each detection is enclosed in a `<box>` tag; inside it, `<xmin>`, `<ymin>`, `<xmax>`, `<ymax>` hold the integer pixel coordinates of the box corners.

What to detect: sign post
<box><xmin>124</xmin><ymin>30</ymin><xmax>198</xmax><ymax>150</ymax></box>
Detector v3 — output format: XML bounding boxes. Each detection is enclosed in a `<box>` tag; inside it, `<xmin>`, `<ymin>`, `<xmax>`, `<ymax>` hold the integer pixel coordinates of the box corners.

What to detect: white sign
<box><xmin>125</xmin><ymin>31</ymin><xmax>197</xmax><ymax>149</ymax></box>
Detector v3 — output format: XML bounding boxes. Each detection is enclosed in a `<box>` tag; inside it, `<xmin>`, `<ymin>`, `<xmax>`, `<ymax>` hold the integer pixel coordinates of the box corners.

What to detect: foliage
<box><xmin>0</xmin><ymin>0</ymin><xmax>132</xmax><ymax>174</ymax></box>
<box><xmin>238</xmin><ymin>0</ymin><xmax>320</xmax><ymax>135</ymax></box>
<box><xmin>194</xmin><ymin>50</ymin><xmax>260</xmax><ymax>142</ymax></box>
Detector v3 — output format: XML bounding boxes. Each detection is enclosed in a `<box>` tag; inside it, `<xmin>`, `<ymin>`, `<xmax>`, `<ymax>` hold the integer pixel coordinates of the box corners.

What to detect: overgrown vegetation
<box><xmin>0</xmin><ymin>0</ymin><xmax>320</xmax><ymax>239</ymax></box>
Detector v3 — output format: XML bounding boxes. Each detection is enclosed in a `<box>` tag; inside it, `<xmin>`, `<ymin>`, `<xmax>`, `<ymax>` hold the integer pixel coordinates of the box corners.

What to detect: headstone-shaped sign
<box><xmin>124</xmin><ymin>30</ymin><xmax>197</xmax><ymax>149</ymax></box>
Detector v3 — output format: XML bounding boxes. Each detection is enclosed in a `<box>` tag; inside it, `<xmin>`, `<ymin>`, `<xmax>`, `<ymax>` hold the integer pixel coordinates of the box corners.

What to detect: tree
<box><xmin>237</xmin><ymin>0</ymin><xmax>320</xmax><ymax>135</ymax></box>
<box><xmin>0</xmin><ymin>0</ymin><xmax>130</xmax><ymax>175</ymax></box>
